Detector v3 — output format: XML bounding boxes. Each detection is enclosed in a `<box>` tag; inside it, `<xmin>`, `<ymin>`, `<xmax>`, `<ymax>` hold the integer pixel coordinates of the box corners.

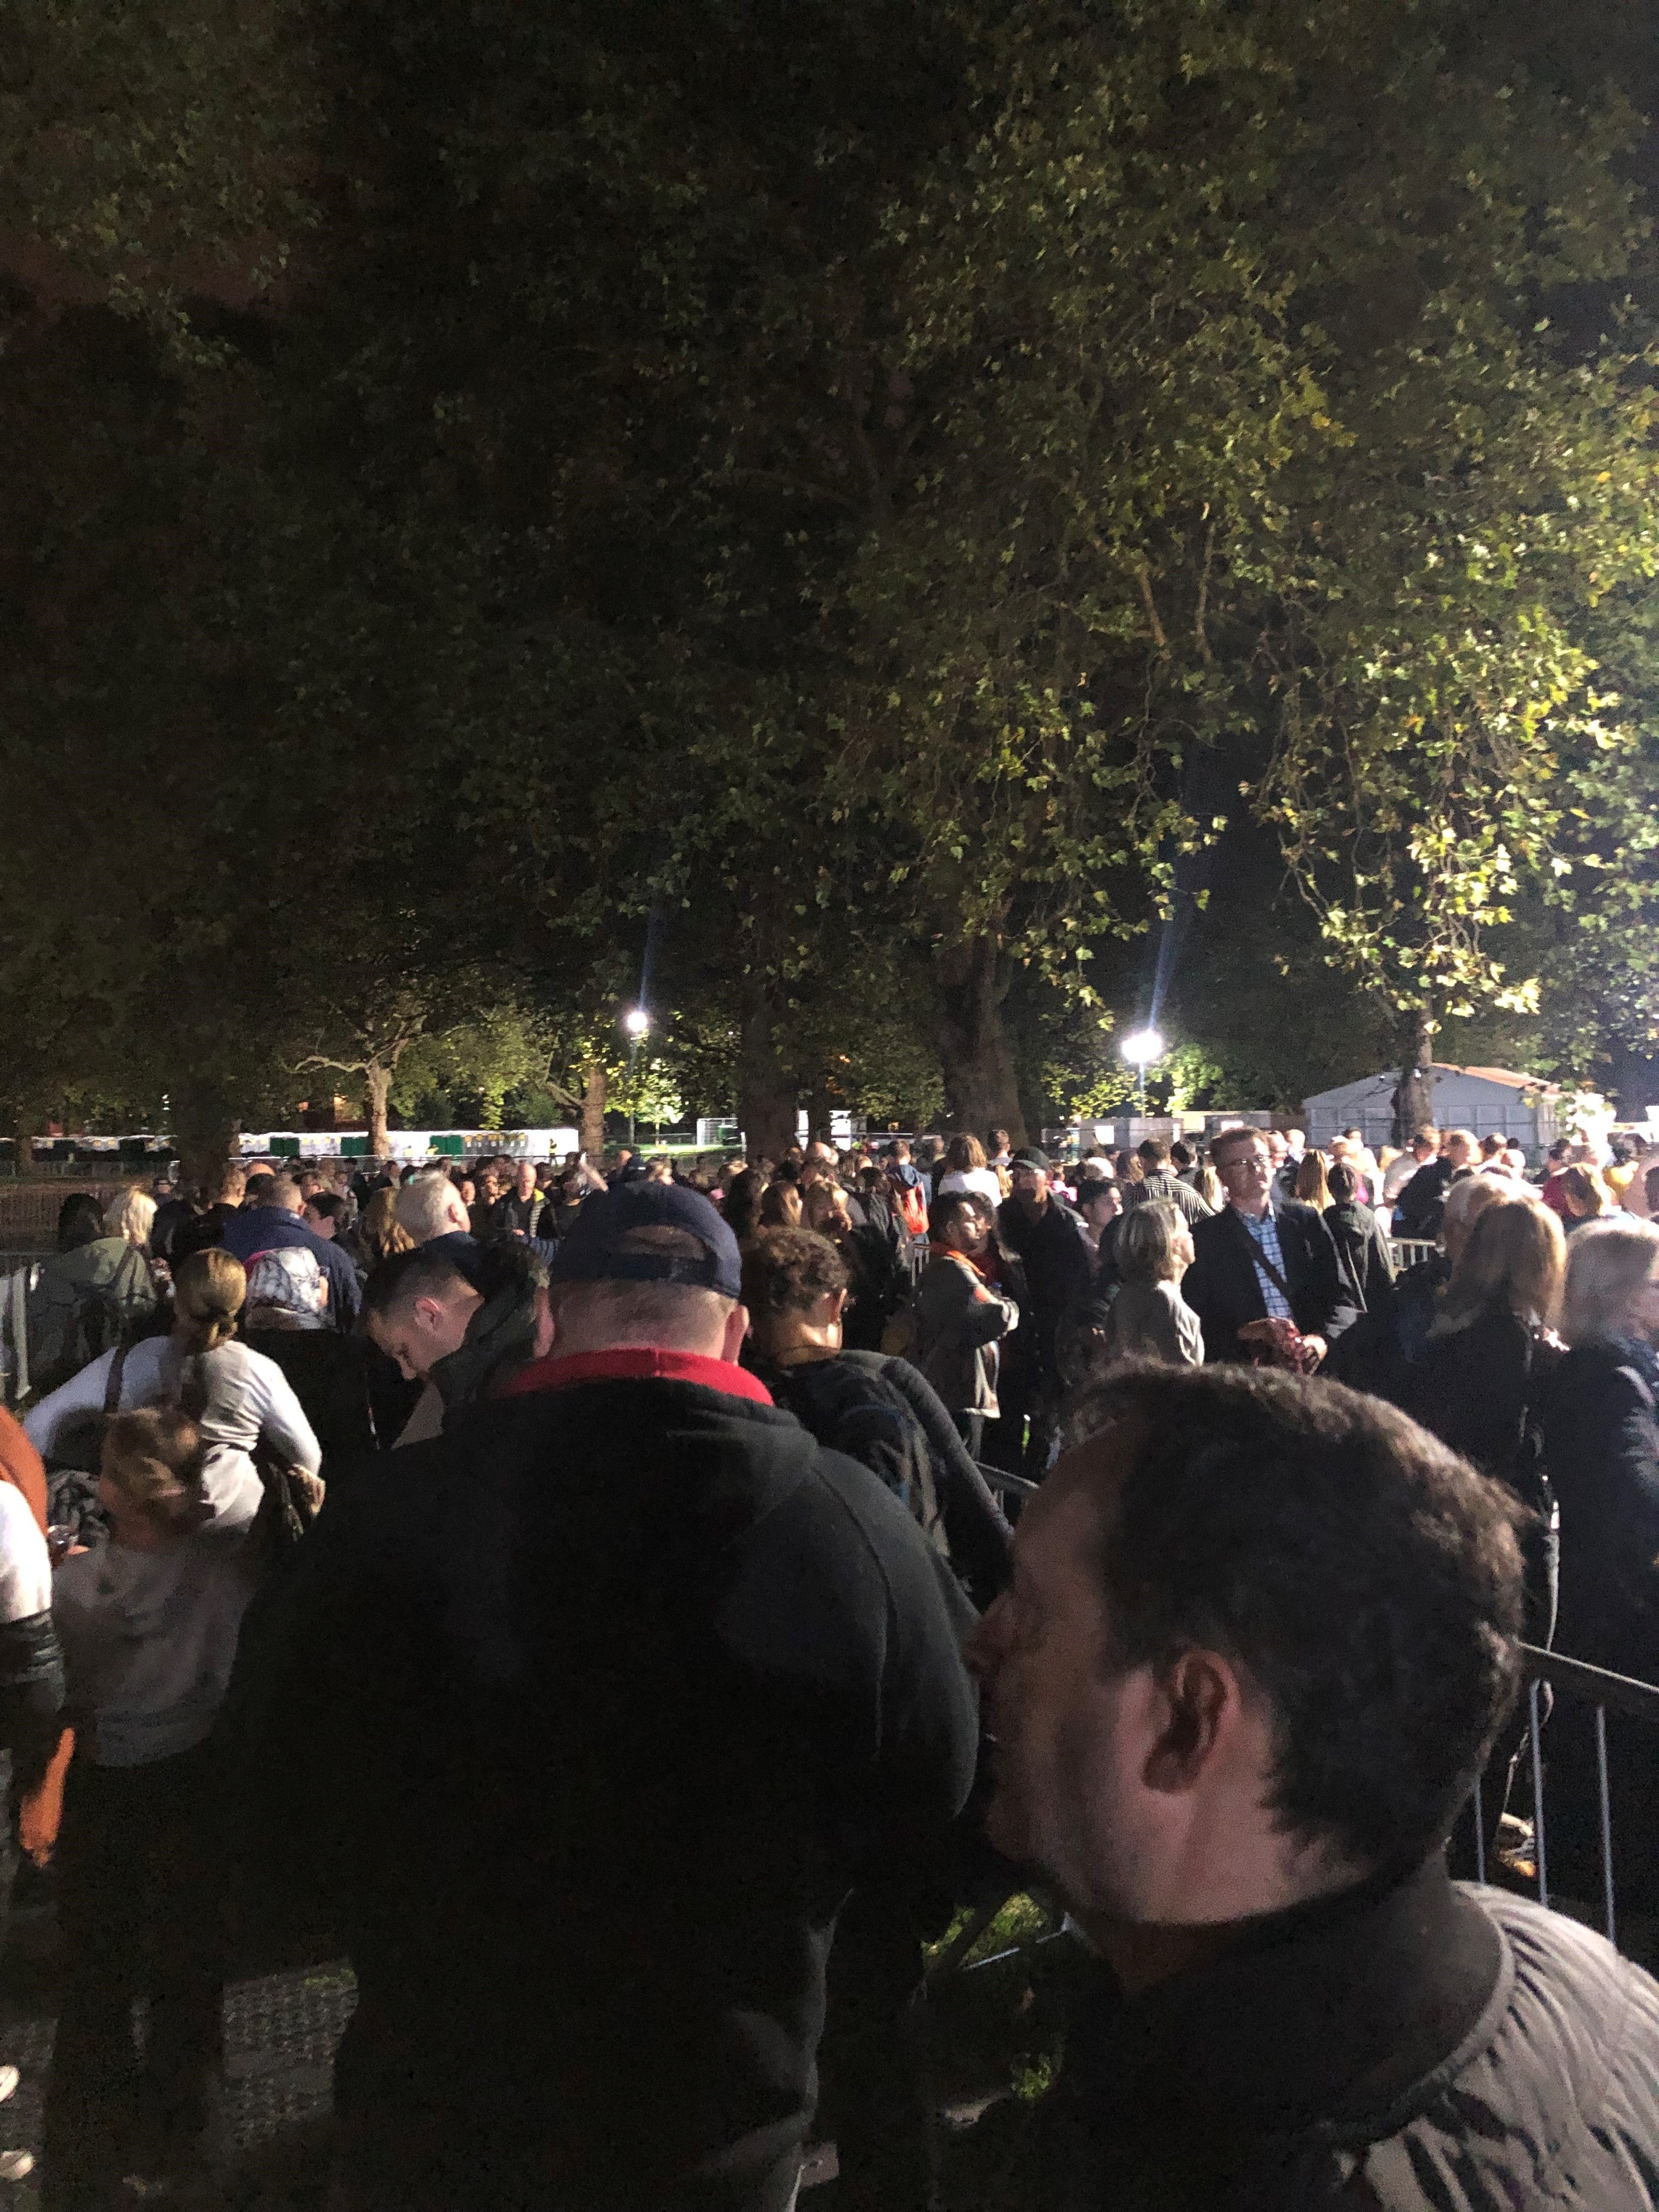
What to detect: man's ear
<box><xmin>723</xmin><ymin>1304</ymin><xmax>751</xmax><ymax>1363</ymax></box>
<box><xmin>1142</xmin><ymin>1650</ymin><xmax>1243</xmax><ymax>1795</ymax></box>
<box><xmin>411</xmin><ymin>1295</ymin><xmax>445</xmax><ymax>1331</ymax></box>
<box><xmin>828</xmin><ymin>1288</ymin><xmax>848</xmax><ymax>1323</ymax></box>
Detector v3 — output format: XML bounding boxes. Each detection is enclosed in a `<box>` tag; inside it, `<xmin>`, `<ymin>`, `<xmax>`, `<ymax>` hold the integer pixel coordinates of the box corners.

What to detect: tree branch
<box><xmin>1134</xmin><ymin>559</ymin><xmax>1168</xmax><ymax>652</ymax></box>
<box><xmin>1194</xmin><ymin>518</ymin><xmax>1216</xmax><ymax>667</ymax></box>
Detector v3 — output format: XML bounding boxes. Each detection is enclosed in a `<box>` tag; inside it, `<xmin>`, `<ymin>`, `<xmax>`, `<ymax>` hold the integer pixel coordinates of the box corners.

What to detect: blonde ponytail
<box><xmin>171</xmin><ymin>1248</ymin><xmax>247</xmax><ymax>1353</ymax></box>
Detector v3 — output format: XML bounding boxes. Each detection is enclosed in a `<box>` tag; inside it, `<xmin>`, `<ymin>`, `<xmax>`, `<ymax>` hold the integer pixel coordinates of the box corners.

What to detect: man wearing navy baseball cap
<box><xmin>230</xmin><ymin>1182</ymin><xmax>979</xmax><ymax>2212</ymax></box>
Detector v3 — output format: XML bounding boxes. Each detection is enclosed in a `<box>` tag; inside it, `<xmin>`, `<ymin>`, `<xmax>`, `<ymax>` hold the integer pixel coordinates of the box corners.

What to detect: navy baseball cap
<box><xmin>548</xmin><ymin>1181</ymin><xmax>743</xmax><ymax>1299</ymax></box>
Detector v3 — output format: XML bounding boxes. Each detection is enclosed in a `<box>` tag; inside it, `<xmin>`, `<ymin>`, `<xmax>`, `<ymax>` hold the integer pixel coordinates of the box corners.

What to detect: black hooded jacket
<box><xmin>227</xmin><ymin>1364</ymin><xmax>979</xmax><ymax>2212</ymax></box>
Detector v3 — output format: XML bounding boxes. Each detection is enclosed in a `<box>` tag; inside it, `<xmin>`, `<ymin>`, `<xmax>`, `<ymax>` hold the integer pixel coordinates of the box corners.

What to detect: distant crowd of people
<box><xmin>0</xmin><ymin>1112</ymin><xmax>1655</xmax><ymax>2208</ymax></box>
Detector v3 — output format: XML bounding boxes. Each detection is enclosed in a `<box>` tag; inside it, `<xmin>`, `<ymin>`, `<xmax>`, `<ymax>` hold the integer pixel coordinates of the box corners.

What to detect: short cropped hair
<box><xmin>1073</xmin><ymin>1364</ymin><xmax>1524</xmax><ymax>1870</ymax></box>
<box><xmin>363</xmin><ymin>1244</ymin><xmax>476</xmax><ymax>1322</ymax></box>
<box><xmin>1136</xmin><ymin>1136</ymin><xmax>1172</xmax><ymax>1168</ymax></box>
<box><xmin>396</xmin><ymin>1169</ymin><xmax>467</xmax><ymax>1244</ymax></box>
<box><xmin>741</xmin><ymin>1228</ymin><xmax>850</xmax><ymax>1318</ymax></box>
<box><xmin>930</xmin><ymin>1188</ymin><xmax>990</xmax><ymax>1240</ymax></box>
<box><xmin>1209</xmin><ymin>1124</ymin><xmax>1266</xmax><ymax>1169</ymax></box>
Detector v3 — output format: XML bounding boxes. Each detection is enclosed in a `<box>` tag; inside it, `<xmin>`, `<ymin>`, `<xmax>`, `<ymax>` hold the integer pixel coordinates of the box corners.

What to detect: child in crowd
<box><xmin>45</xmin><ymin>1406</ymin><xmax>264</xmax><ymax>2204</ymax></box>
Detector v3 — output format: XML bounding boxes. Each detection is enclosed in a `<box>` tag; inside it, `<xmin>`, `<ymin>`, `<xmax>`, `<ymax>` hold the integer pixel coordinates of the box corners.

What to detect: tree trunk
<box><xmin>364</xmin><ymin>1063</ymin><xmax>391</xmax><ymax>1158</ymax></box>
<box><xmin>173</xmin><ymin>1080</ymin><xmax>240</xmax><ymax>1198</ymax></box>
<box><xmin>1391</xmin><ymin>1007</ymin><xmax>1436</xmax><ymax>1148</ymax></box>
<box><xmin>580</xmin><ymin>1060</ymin><xmax>607</xmax><ymax>1160</ymax></box>
<box><xmin>935</xmin><ymin>934</ymin><xmax>1027</xmax><ymax>1145</ymax></box>
<box><xmin>806</xmin><ymin>1069</ymin><xmax>838</xmax><ymax>1148</ymax></box>
<box><xmin>739</xmin><ymin>983</ymin><xmax>798</xmax><ymax>1163</ymax></box>
<box><xmin>8</xmin><ymin>1107</ymin><xmax>39</xmax><ymax>1180</ymax></box>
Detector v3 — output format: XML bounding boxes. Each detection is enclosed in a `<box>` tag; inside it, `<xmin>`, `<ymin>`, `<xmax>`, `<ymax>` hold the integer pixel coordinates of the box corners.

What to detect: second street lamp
<box><xmin>623</xmin><ymin>1008</ymin><xmax>650</xmax><ymax>1148</ymax></box>
<box><xmin>1119</xmin><ymin>1026</ymin><xmax>1165</xmax><ymax>1122</ymax></box>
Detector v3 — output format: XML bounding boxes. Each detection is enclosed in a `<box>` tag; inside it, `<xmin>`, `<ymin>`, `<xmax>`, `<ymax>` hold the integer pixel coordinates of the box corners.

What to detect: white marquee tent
<box><xmin>1301</xmin><ymin>1065</ymin><xmax>1562</xmax><ymax>1155</ymax></box>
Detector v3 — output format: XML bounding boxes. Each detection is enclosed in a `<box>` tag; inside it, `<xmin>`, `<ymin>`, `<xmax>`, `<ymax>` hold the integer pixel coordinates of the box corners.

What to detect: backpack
<box><xmin>770</xmin><ymin>1356</ymin><xmax>943</xmax><ymax>1543</ymax></box>
<box><xmin>889</xmin><ymin>1175</ymin><xmax>929</xmax><ymax>1242</ymax></box>
<box><xmin>22</xmin><ymin>1243</ymin><xmax>156</xmax><ymax>1401</ymax></box>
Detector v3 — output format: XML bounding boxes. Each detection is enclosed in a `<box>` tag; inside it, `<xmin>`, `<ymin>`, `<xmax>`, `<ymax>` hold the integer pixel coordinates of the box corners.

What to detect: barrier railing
<box><xmin>1389</xmin><ymin>1237</ymin><xmax>1439</xmax><ymax>1271</ymax></box>
<box><xmin>0</xmin><ymin>1182</ymin><xmax>133</xmax><ymax>1248</ymax></box>
<box><xmin>1491</xmin><ymin>1642</ymin><xmax>1659</xmax><ymax>1951</ymax></box>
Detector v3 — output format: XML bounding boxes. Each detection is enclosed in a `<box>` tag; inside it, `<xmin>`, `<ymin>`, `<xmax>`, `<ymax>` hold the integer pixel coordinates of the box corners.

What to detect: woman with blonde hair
<box><xmin>47</xmin><ymin>1404</ymin><xmax>261</xmax><ymax>2196</ymax></box>
<box><xmin>1104</xmin><ymin>1200</ymin><xmax>1203</xmax><ymax>1367</ymax></box>
<box><xmin>1408</xmin><ymin>1200</ymin><xmax>1565</xmax><ymax>1508</ymax></box>
<box><xmin>103</xmin><ymin>1185</ymin><xmax>157</xmax><ymax>1256</ymax></box>
<box><xmin>1293</xmin><ymin>1150</ymin><xmax>1330</xmax><ymax>1211</ymax></box>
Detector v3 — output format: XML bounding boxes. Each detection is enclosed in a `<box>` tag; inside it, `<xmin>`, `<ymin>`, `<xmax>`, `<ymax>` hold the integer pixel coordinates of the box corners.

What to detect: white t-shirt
<box><xmin>1383</xmin><ymin>1153</ymin><xmax>1426</xmax><ymax>1203</ymax></box>
<box><xmin>936</xmin><ymin>1167</ymin><xmax>1003</xmax><ymax>1207</ymax></box>
<box><xmin>0</xmin><ymin>1485</ymin><xmax>51</xmax><ymax>1625</ymax></box>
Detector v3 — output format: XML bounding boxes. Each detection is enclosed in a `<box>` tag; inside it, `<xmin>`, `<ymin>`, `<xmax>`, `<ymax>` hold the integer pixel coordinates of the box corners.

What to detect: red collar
<box><xmin>498</xmin><ymin>1346</ymin><xmax>774</xmax><ymax>1405</ymax></box>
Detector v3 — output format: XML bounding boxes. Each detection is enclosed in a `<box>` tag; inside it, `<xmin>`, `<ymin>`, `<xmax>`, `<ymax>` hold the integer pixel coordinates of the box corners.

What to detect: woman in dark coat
<box><xmin>1323</xmin><ymin>1161</ymin><xmax>1396</xmax><ymax>1314</ymax></box>
<box><xmin>1538</xmin><ymin>1216</ymin><xmax>1659</xmax><ymax>1913</ymax></box>
<box><xmin>1407</xmin><ymin>1197</ymin><xmax>1566</xmax><ymax>1876</ymax></box>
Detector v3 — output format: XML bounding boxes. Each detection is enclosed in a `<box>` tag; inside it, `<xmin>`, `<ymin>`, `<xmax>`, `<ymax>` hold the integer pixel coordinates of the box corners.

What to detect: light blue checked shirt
<box><xmin>1236</xmin><ymin>1205</ymin><xmax>1294</xmax><ymax>1322</ymax></box>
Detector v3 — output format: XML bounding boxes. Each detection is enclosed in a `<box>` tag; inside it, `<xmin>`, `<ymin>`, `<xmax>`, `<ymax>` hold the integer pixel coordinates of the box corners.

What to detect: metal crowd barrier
<box><xmin>1389</xmin><ymin>1237</ymin><xmax>1439</xmax><ymax>1271</ymax></box>
<box><xmin>979</xmin><ymin>1464</ymin><xmax>1039</xmax><ymax>1506</ymax></box>
<box><xmin>1486</xmin><ymin>1643</ymin><xmax>1659</xmax><ymax>1951</ymax></box>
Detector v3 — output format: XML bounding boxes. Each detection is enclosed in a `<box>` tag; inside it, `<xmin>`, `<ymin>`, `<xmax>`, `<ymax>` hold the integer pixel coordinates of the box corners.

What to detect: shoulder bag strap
<box><xmin>1224</xmin><ymin>1206</ymin><xmax>1296</xmax><ymax>1305</ymax></box>
<box><xmin>102</xmin><ymin>1342</ymin><xmax>129</xmax><ymax>1418</ymax></box>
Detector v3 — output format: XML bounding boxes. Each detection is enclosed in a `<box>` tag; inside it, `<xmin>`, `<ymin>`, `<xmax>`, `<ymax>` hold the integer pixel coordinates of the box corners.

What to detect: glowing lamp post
<box><xmin>623</xmin><ymin>1008</ymin><xmax>650</xmax><ymax>1147</ymax></box>
<box><xmin>1119</xmin><ymin>1026</ymin><xmax>1165</xmax><ymax>1122</ymax></box>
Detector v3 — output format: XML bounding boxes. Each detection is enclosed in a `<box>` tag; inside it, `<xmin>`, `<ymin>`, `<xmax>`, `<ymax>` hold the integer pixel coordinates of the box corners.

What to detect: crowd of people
<box><xmin>0</xmin><ymin>1110</ymin><xmax>1655</xmax><ymax>2207</ymax></box>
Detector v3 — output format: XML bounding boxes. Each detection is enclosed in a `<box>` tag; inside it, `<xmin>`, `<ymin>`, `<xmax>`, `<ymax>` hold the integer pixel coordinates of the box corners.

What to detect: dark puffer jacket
<box><xmin>965</xmin><ymin>1859</ymin><xmax>1659</xmax><ymax>2210</ymax></box>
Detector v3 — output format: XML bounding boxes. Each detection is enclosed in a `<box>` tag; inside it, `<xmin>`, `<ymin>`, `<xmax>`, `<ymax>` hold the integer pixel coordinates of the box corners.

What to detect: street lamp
<box><xmin>623</xmin><ymin>1008</ymin><xmax>650</xmax><ymax>1148</ymax></box>
<box><xmin>1119</xmin><ymin>1026</ymin><xmax>1165</xmax><ymax>1121</ymax></box>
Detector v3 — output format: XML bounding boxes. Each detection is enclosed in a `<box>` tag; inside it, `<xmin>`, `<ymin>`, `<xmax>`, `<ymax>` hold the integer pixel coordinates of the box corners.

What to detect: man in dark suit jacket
<box><xmin>1185</xmin><ymin>1126</ymin><xmax>1355</xmax><ymax>1364</ymax></box>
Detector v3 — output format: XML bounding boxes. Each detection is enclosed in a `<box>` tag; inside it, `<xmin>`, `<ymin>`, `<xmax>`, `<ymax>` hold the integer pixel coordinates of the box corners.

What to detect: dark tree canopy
<box><xmin>4</xmin><ymin>0</ymin><xmax>1659</xmax><ymax>1150</ymax></box>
